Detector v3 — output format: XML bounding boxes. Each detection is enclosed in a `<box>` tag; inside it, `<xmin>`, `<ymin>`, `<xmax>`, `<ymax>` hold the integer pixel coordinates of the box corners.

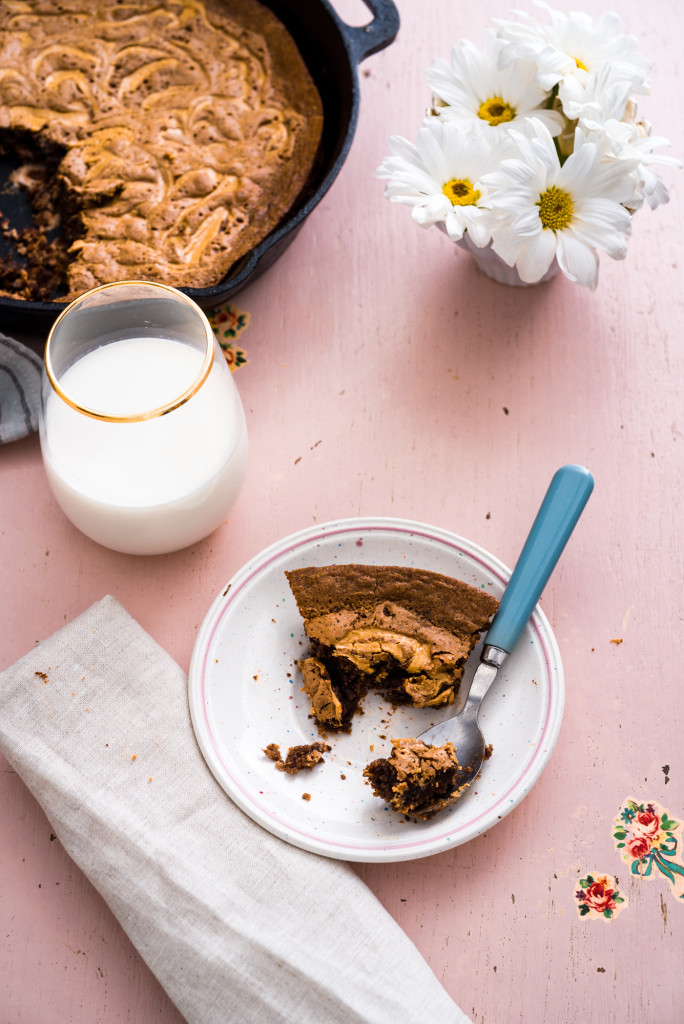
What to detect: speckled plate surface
<box><xmin>188</xmin><ymin>517</ymin><xmax>563</xmax><ymax>862</ymax></box>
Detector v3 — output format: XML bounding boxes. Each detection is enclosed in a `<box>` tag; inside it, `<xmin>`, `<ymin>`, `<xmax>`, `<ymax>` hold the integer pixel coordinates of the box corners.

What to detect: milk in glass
<box><xmin>41</xmin><ymin>334</ymin><xmax>247</xmax><ymax>555</ymax></box>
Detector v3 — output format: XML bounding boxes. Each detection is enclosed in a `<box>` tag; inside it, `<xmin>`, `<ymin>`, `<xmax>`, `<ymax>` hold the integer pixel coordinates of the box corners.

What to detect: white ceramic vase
<box><xmin>455</xmin><ymin>232</ymin><xmax>560</xmax><ymax>287</ymax></box>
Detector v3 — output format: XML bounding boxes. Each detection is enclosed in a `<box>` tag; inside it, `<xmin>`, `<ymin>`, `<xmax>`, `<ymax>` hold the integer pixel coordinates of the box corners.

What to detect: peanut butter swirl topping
<box><xmin>0</xmin><ymin>0</ymin><xmax>323</xmax><ymax>298</ymax></box>
<box><xmin>285</xmin><ymin>564</ymin><xmax>499</xmax><ymax>733</ymax></box>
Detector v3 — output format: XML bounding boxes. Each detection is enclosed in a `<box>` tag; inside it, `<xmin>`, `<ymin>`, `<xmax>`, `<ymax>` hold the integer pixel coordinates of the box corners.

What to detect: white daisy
<box><xmin>559</xmin><ymin>63</ymin><xmax>634</xmax><ymax>125</ymax></box>
<box><xmin>481</xmin><ymin>121</ymin><xmax>638</xmax><ymax>289</ymax></box>
<box><xmin>375</xmin><ymin>118</ymin><xmax>501</xmax><ymax>247</ymax></box>
<box><xmin>495</xmin><ymin>2</ymin><xmax>652</xmax><ymax>106</ymax></box>
<box><xmin>621</xmin><ymin>132</ymin><xmax>681</xmax><ymax>210</ymax></box>
<box><xmin>425</xmin><ymin>28</ymin><xmax>563</xmax><ymax>139</ymax></box>
<box><xmin>580</xmin><ymin>118</ymin><xmax>681</xmax><ymax>212</ymax></box>
<box><xmin>556</xmin><ymin>66</ymin><xmax>681</xmax><ymax>208</ymax></box>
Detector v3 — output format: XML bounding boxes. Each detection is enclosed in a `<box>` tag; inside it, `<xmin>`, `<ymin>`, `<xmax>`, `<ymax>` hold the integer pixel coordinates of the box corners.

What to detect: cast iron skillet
<box><xmin>0</xmin><ymin>0</ymin><xmax>400</xmax><ymax>337</ymax></box>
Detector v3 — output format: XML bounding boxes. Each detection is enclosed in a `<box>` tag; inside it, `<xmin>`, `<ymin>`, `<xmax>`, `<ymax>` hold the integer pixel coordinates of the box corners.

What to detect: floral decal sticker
<box><xmin>575</xmin><ymin>873</ymin><xmax>628</xmax><ymax>920</ymax></box>
<box><xmin>613</xmin><ymin>799</ymin><xmax>684</xmax><ymax>900</ymax></box>
<box><xmin>206</xmin><ymin>304</ymin><xmax>250</xmax><ymax>371</ymax></box>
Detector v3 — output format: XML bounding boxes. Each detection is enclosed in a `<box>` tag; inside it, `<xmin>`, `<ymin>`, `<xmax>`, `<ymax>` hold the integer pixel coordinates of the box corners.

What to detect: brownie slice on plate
<box><xmin>285</xmin><ymin>564</ymin><xmax>498</xmax><ymax>733</ymax></box>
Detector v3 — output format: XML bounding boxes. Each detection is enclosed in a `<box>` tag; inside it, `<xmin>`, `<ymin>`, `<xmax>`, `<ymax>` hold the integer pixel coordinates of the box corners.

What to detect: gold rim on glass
<box><xmin>45</xmin><ymin>281</ymin><xmax>215</xmax><ymax>423</ymax></box>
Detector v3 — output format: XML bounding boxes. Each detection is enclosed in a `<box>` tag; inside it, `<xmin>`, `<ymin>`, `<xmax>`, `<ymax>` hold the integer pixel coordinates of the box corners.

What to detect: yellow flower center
<box><xmin>573</xmin><ymin>56</ymin><xmax>589</xmax><ymax>72</ymax></box>
<box><xmin>442</xmin><ymin>177</ymin><xmax>481</xmax><ymax>206</ymax></box>
<box><xmin>537</xmin><ymin>185</ymin><xmax>574</xmax><ymax>231</ymax></box>
<box><xmin>477</xmin><ymin>96</ymin><xmax>516</xmax><ymax>126</ymax></box>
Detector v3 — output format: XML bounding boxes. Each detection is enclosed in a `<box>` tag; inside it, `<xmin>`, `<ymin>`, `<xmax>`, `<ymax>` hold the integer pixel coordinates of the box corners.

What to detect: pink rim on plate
<box><xmin>188</xmin><ymin>517</ymin><xmax>564</xmax><ymax>862</ymax></box>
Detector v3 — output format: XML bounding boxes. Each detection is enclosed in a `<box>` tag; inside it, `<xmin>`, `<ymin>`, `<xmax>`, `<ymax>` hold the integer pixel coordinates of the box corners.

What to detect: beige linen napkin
<box><xmin>0</xmin><ymin>596</ymin><xmax>471</xmax><ymax>1024</ymax></box>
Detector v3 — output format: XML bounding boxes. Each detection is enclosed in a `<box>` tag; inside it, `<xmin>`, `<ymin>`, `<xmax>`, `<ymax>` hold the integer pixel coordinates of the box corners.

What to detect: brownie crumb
<box><xmin>302</xmin><ymin>792</ymin><xmax>311</xmax><ymax>801</ymax></box>
<box><xmin>263</xmin><ymin>741</ymin><xmax>331</xmax><ymax>774</ymax></box>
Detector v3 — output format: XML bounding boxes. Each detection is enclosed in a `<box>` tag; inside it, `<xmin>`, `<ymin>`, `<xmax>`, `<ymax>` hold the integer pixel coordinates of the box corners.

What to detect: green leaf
<box><xmin>614</xmin><ymin>895</ymin><xmax>625</xmax><ymax>903</ymax></box>
<box><xmin>579</xmin><ymin>905</ymin><xmax>590</xmax><ymax>916</ymax></box>
<box><xmin>616</xmin><ymin>842</ymin><xmax>625</xmax><ymax>848</ymax></box>
<box><xmin>603</xmin><ymin>909</ymin><xmax>613</xmax><ymax>919</ymax></box>
<box><xmin>613</xmin><ymin>831</ymin><xmax>627</xmax><ymax>840</ymax></box>
<box><xmin>579</xmin><ymin>877</ymin><xmax>590</xmax><ymax>888</ymax></box>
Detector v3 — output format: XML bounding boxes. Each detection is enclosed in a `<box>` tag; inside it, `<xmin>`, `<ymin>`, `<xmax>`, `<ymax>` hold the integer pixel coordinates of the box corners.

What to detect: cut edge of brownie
<box><xmin>0</xmin><ymin>128</ymin><xmax>87</xmax><ymax>301</ymax></box>
<box><xmin>301</xmin><ymin>639</ymin><xmax>371</xmax><ymax>732</ymax></box>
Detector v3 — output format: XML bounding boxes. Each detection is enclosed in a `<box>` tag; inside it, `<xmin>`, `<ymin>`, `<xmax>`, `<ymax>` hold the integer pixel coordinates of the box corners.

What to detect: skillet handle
<box><xmin>339</xmin><ymin>0</ymin><xmax>400</xmax><ymax>64</ymax></box>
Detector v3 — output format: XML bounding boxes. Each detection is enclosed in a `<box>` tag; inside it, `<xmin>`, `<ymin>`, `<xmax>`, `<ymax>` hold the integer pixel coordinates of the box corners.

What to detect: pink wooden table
<box><xmin>2</xmin><ymin>1</ymin><xmax>684</xmax><ymax>1020</ymax></box>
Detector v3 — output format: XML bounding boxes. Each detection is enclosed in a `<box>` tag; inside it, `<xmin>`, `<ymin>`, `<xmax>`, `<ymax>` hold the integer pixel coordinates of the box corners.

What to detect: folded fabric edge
<box><xmin>0</xmin><ymin>595</ymin><xmax>473</xmax><ymax>1024</ymax></box>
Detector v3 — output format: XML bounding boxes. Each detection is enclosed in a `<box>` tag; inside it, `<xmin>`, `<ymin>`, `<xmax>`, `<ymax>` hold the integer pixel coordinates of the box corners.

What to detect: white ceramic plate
<box><xmin>188</xmin><ymin>517</ymin><xmax>563</xmax><ymax>862</ymax></box>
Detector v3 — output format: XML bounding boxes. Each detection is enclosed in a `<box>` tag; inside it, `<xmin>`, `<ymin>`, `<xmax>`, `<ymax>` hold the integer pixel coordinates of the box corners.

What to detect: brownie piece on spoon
<box><xmin>363</xmin><ymin>737</ymin><xmax>469</xmax><ymax>819</ymax></box>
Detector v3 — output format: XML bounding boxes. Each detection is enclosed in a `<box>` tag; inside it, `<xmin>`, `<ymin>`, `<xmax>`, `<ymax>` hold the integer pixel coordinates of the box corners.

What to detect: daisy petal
<box><xmin>515</xmin><ymin>229</ymin><xmax>558</xmax><ymax>282</ymax></box>
<box><xmin>555</xmin><ymin>230</ymin><xmax>600</xmax><ymax>289</ymax></box>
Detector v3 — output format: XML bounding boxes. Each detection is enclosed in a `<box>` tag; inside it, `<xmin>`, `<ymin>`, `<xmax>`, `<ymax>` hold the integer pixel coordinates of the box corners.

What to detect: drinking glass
<box><xmin>39</xmin><ymin>281</ymin><xmax>248</xmax><ymax>555</ymax></box>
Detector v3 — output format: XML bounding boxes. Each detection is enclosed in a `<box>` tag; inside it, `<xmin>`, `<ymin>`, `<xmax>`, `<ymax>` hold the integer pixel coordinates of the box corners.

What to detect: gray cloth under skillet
<box><xmin>0</xmin><ymin>332</ymin><xmax>42</xmax><ymax>443</ymax></box>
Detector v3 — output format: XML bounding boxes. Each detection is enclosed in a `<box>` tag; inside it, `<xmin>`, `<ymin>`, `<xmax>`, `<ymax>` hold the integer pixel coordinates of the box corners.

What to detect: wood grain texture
<box><xmin>2</xmin><ymin>0</ymin><xmax>684</xmax><ymax>1021</ymax></box>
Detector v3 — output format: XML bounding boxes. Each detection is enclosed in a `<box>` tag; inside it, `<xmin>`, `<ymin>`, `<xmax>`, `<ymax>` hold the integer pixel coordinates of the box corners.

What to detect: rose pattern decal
<box><xmin>207</xmin><ymin>304</ymin><xmax>250</xmax><ymax>371</ymax></box>
<box><xmin>575</xmin><ymin>873</ymin><xmax>627</xmax><ymax>920</ymax></box>
<box><xmin>613</xmin><ymin>799</ymin><xmax>684</xmax><ymax>900</ymax></box>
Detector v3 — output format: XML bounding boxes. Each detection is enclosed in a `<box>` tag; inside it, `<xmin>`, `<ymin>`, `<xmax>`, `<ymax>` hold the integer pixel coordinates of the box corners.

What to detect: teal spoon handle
<box><xmin>485</xmin><ymin>464</ymin><xmax>594</xmax><ymax>655</ymax></box>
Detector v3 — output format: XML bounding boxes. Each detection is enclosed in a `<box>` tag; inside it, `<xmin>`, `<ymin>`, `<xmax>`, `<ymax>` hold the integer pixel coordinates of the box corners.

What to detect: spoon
<box><xmin>417</xmin><ymin>464</ymin><xmax>594</xmax><ymax>801</ymax></box>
